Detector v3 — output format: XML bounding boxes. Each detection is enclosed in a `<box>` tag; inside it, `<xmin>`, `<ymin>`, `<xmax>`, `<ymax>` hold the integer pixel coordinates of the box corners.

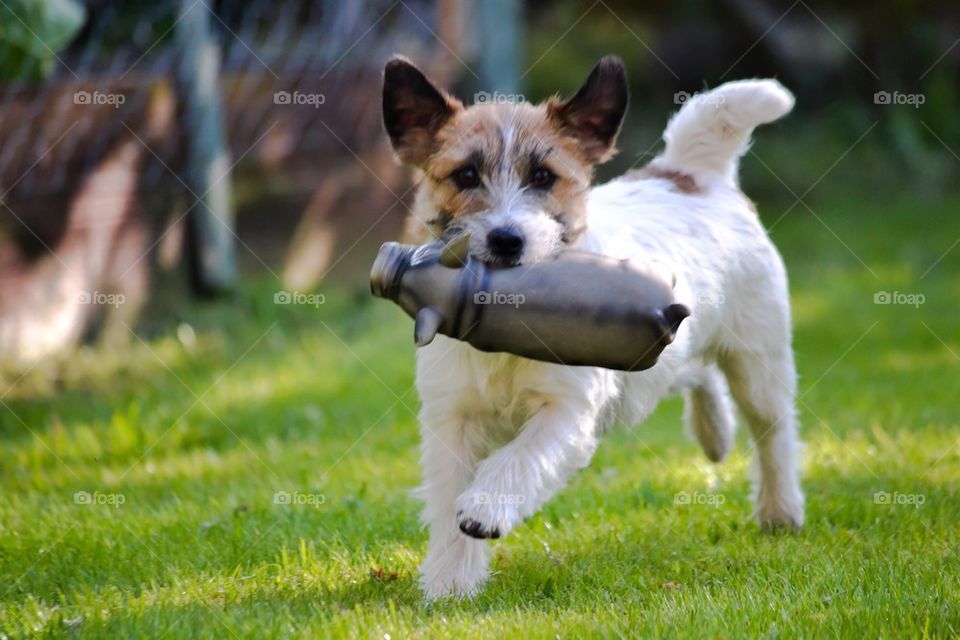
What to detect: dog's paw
<box><xmin>757</xmin><ymin>507</ymin><xmax>803</xmax><ymax>532</ymax></box>
<box><xmin>458</xmin><ymin>514</ymin><xmax>501</xmax><ymax>539</ymax></box>
<box><xmin>419</xmin><ymin>536</ymin><xmax>489</xmax><ymax>601</ymax></box>
<box><xmin>420</xmin><ymin>571</ymin><xmax>485</xmax><ymax>601</ymax></box>
<box><xmin>756</xmin><ymin>490</ymin><xmax>804</xmax><ymax>532</ymax></box>
<box><xmin>455</xmin><ymin>489</ymin><xmax>521</xmax><ymax>539</ymax></box>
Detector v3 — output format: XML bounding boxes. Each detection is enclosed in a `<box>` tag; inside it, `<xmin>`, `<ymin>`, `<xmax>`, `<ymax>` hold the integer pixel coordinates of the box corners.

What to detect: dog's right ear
<box><xmin>382</xmin><ymin>56</ymin><xmax>461</xmax><ymax>166</ymax></box>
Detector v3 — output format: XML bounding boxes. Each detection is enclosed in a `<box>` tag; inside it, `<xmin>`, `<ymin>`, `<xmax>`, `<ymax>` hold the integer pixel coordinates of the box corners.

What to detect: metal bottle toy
<box><xmin>370</xmin><ymin>235</ymin><xmax>689</xmax><ymax>371</ymax></box>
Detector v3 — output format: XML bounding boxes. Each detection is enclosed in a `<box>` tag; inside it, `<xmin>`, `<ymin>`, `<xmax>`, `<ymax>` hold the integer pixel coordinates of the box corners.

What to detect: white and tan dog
<box><xmin>382</xmin><ymin>55</ymin><xmax>804</xmax><ymax>600</ymax></box>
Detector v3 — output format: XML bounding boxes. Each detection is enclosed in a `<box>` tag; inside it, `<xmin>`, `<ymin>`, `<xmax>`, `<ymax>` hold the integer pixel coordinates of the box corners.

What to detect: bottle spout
<box><xmin>414</xmin><ymin>306</ymin><xmax>444</xmax><ymax>346</ymax></box>
<box><xmin>370</xmin><ymin>242</ymin><xmax>415</xmax><ymax>301</ymax></box>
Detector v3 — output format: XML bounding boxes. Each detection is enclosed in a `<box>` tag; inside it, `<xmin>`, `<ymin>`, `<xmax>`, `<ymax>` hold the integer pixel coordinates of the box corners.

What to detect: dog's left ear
<box><xmin>382</xmin><ymin>56</ymin><xmax>462</xmax><ymax>166</ymax></box>
<box><xmin>548</xmin><ymin>56</ymin><xmax>628</xmax><ymax>164</ymax></box>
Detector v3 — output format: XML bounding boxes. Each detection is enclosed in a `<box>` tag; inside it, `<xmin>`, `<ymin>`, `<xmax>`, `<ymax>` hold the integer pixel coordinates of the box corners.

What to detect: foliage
<box><xmin>0</xmin><ymin>0</ymin><xmax>84</xmax><ymax>82</ymax></box>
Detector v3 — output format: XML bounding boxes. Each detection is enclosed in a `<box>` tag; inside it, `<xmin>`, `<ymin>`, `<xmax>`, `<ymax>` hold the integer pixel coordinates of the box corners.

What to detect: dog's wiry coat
<box><xmin>382</xmin><ymin>56</ymin><xmax>804</xmax><ymax>600</ymax></box>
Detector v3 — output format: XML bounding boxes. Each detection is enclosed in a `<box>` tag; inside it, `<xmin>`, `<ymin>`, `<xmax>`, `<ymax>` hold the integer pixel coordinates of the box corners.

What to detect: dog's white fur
<box><xmin>413</xmin><ymin>80</ymin><xmax>804</xmax><ymax>600</ymax></box>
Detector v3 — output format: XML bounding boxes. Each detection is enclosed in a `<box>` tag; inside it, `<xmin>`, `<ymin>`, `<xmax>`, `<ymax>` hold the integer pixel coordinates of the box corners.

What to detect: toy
<box><xmin>370</xmin><ymin>235</ymin><xmax>689</xmax><ymax>371</ymax></box>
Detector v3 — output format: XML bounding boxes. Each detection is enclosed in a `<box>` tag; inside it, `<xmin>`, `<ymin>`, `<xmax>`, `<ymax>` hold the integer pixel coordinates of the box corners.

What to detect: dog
<box><xmin>381</xmin><ymin>55</ymin><xmax>804</xmax><ymax>600</ymax></box>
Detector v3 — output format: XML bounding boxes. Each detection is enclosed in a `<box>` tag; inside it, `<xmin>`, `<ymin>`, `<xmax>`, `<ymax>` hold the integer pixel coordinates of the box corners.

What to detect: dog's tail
<box><xmin>655</xmin><ymin>79</ymin><xmax>794</xmax><ymax>185</ymax></box>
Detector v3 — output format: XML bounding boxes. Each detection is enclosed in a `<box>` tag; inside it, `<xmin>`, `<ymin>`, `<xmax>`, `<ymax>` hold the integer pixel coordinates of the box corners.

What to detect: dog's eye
<box><xmin>451</xmin><ymin>166</ymin><xmax>481</xmax><ymax>190</ymax></box>
<box><xmin>529</xmin><ymin>166</ymin><xmax>556</xmax><ymax>189</ymax></box>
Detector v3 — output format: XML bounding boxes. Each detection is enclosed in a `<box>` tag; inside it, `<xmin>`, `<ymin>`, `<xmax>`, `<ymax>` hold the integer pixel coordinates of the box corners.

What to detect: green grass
<box><xmin>2</xmin><ymin>193</ymin><xmax>959</xmax><ymax>638</ymax></box>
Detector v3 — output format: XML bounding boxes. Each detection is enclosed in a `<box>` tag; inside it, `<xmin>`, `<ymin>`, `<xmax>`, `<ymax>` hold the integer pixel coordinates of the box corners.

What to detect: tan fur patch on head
<box><xmin>411</xmin><ymin>102</ymin><xmax>595</xmax><ymax>243</ymax></box>
<box><xmin>626</xmin><ymin>165</ymin><xmax>702</xmax><ymax>194</ymax></box>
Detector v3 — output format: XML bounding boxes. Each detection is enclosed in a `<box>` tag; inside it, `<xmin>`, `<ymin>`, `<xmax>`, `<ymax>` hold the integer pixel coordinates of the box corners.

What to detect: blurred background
<box><xmin>2</xmin><ymin>1</ymin><xmax>960</xmax><ymax>635</ymax></box>
<box><xmin>0</xmin><ymin>0</ymin><xmax>957</xmax><ymax>373</ymax></box>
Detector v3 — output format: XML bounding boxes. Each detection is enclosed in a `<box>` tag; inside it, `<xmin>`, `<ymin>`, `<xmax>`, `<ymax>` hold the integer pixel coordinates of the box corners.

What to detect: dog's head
<box><xmin>382</xmin><ymin>56</ymin><xmax>628</xmax><ymax>266</ymax></box>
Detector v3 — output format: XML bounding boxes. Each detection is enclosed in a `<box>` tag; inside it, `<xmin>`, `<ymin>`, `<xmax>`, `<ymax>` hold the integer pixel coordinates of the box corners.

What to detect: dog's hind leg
<box><xmin>719</xmin><ymin>346</ymin><xmax>804</xmax><ymax>530</ymax></box>
<box><xmin>683</xmin><ymin>364</ymin><xmax>736</xmax><ymax>462</ymax></box>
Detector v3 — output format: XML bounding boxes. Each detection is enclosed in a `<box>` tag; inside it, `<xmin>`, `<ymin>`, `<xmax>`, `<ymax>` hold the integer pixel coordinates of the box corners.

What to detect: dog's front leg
<box><xmin>456</xmin><ymin>400</ymin><xmax>598</xmax><ymax>539</ymax></box>
<box><xmin>417</xmin><ymin>406</ymin><xmax>490</xmax><ymax>600</ymax></box>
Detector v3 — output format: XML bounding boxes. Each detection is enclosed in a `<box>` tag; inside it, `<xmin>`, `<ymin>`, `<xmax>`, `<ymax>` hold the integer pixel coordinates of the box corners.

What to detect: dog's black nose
<box><xmin>487</xmin><ymin>227</ymin><xmax>524</xmax><ymax>259</ymax></box>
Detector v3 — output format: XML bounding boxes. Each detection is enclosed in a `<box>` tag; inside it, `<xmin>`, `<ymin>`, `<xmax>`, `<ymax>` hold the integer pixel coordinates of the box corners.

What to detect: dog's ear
<box><xmin>382</xmin><ymin>56</ymin><xmax>462</xmax><ymax>166</ymax></box>
<box><xmin>547</xmin><ymin>56</ymin><xmax>628</xmax><ymax>164</ymax></box>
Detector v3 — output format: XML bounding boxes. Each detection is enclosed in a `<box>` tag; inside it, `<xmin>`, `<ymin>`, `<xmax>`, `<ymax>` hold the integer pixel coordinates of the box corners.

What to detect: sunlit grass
<box><xmin>1</xmin><ymin>194</ymin><xmax>959</xmax><ymax>638</ymax></box>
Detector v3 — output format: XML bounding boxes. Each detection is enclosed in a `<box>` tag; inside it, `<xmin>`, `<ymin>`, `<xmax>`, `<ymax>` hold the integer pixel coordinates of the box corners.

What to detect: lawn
<box><xmin>1</xmin><ymin>191</ymin><xmax>958</xmax><ymax>638</ymax></box>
